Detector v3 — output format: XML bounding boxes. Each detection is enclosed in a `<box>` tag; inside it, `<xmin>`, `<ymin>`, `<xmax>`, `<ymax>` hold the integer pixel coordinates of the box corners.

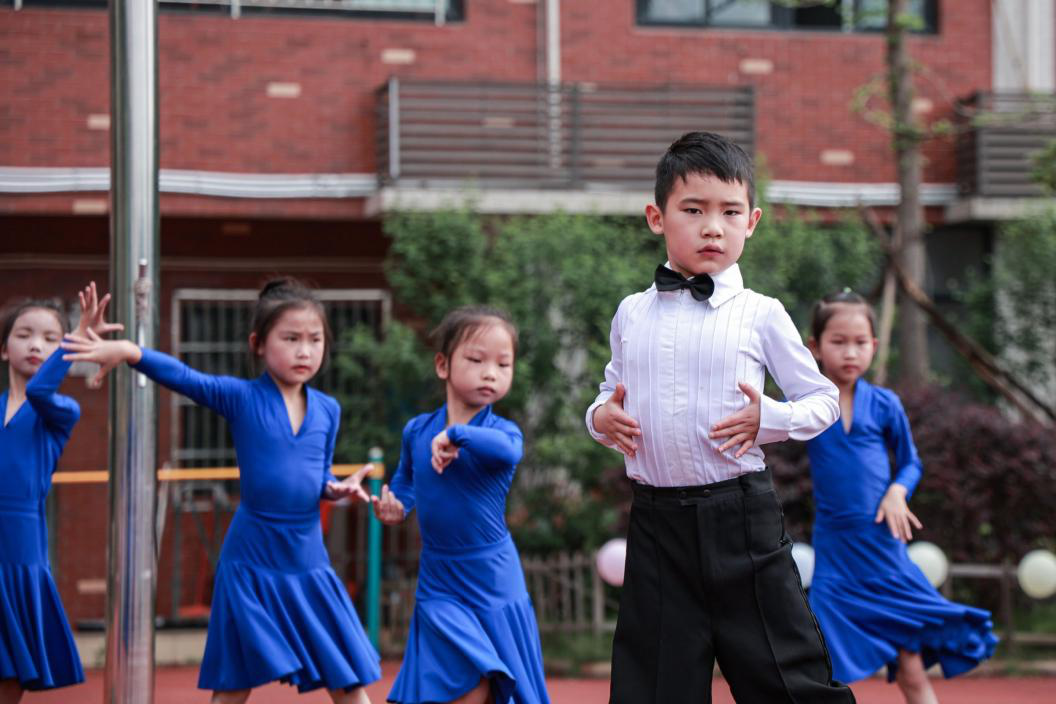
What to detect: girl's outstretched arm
<box><xmin>876</xmin><ymin>391</ymin><xmax>925</xmax><ymax>542</ymax></box>
<box><xmin>62</xmin><ymin>333</ymin><xmax>243</xmax><ymax>418</ymax></box>
<box><xmin>25</xmin><ymin>348</ymin><xmax>80</xmax><ymax>435</ymax></box>
<box><xmin>379</xmin><ymin>421</ymin><xmax>417</xmax><ymax>518</ymax></box>
<box><xmin>441</xmin><ymin>422</ymin><xmax>523</xmax><ymax>469</ymax></box>
<box><xmin>61</xmin><ymin>332</ymin><xmax>141</xmax><ymax>385</ymax></box>
<box><xmin>883</xmin><ymin>394</ymin><xmax>924</xmax><ymax>496</ymax></box>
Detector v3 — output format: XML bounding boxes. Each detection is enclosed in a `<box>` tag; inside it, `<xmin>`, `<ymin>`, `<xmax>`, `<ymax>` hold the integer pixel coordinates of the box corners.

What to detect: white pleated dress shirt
<box><xmin>586</xmin><ymin>262</ymin><xmax>839</xmax><ymax>487</ymax></box>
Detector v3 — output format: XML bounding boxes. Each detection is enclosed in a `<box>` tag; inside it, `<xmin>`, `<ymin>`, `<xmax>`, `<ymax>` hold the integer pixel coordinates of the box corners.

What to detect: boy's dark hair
<box><xmin>248</xmin><ymin>277</ymin><xmax>333</xmax><ymax>370</ymax></box>
<box><xmin>810</xmin><ymin>290</ymin><xmax>877</xmax><ymax>341</ymax></box>
<box><xmin>431</xmin><ymin>305</ymin><xmax>519</xmax><ymax>361</ymax></box>
<box><xmin>655</xmin><ymin>131</ymin><xmax>756</xmax><ymax>211</ymax></box>
<box><xmin>1</xmin><ymin>298</ymin><xmax>69</xmax><ymax>352</ymax></box>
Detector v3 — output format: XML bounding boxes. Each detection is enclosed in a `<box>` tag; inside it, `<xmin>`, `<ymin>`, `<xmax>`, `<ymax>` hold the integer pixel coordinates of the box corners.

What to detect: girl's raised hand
<box><xmin>431</xmin><ymin>430</ymin><xmax>459</xmax><ymax>474</ymax></box>
<box><xmin>61</xmin><ymin>330</ymin><xmax>140</xmax><ymax>388</ymax></box>
<box><xmin>875</xmin><ymin>484</ymin><xmax>923</xmax><ymax>542</ymax></box>
<box><xmin>76</xmin><ymin>281</ymin><xmax>124</xmax><ymax>339</ymax></box>
<box><xmin>371</xmin><ymin>484</ymin><xmax>406</xmax><ymax>525</ymax></box>
<box><xmin>325</xmin><ymin>464</ymin><xmax>372</xmax><ymax>503</ymax></box>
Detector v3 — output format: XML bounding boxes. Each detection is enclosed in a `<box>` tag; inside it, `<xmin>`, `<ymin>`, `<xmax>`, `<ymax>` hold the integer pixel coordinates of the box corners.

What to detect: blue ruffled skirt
<box><xmin>388</xmin><ymin>534</ymin><xmax>549</xmax><ymax>704</ymax></box>
<box><xmin>0</xmin><ymin>564</ymin><xmax>84</xmax><ymax>691</ymax></box>
<box><xmin>198</xmin><ymin>505</ymin><xmax>381</xmax><ymax>693</ymax></box>
<box><xmin>809</xmin><ymin>518</ymin><xmax>998</xmax><ymax>683</ymax></box>
<box><xmin>0</xmin><ymin>498</ymin><xmax>83</xmax><ymax>691</ymax></box>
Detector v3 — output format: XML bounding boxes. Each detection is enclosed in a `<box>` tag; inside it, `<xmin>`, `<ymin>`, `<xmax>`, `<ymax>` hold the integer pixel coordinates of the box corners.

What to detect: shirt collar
<box><xmin>659</xmin><ymin>261</ymin><xmax>745</xmax><ymax>308</ymax></box>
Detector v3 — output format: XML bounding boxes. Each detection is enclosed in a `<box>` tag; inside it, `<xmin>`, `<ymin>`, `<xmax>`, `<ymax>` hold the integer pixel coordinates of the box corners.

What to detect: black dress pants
<box><xmin>609</xmin><ymin>469</ymin><xmax>856</xmax><ymax>704</ymax></box>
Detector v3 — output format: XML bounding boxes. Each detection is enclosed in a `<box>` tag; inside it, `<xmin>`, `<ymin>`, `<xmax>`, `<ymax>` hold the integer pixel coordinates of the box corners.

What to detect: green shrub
<box><xmin>335</xmin><ymin>206</ymin><xmax>882</xmax><ymax>552</ymax></box>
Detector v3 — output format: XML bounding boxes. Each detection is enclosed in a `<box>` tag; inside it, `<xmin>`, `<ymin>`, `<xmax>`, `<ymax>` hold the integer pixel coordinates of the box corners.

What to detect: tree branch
<box><xmin>859</xmin><ymin>205</ymin><xmax>1056</xmax><ymax>426</ymax></box>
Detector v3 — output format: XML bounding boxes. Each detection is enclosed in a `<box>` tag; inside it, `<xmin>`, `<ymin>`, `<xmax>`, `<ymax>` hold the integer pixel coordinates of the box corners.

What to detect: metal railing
<box><xmin>377</xmin><ymin>78</ymin><xmax>755</xmax><ymax>191</ymax></box>
<box><xmin>12</xmin><ymin>0</ymin><xmax>456</xmax><ymax>23</ymax></box>
<box><xmin>956</xmin><ymin>91</ymin><xmax>1056</xmax><ymax>198</ymax></box>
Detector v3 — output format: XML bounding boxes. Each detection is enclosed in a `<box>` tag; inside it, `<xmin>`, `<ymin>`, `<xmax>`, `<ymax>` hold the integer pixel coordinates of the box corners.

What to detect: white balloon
<box><xmin>596</xmin><ymin>538</ymin><xmax>627</xmax><ymax>587</ymax></box>
<box><xmin>907</xmin><ymin>541</ymin><xmax>949</xmax><ymax>588</ymax></box>
<box><xmin>791</xmin><ymin>542</ymin><xmax>815</xmax><ymax>589</ymax></box>
<box><xmin>1017</xmin><ymin>550</ymin><xmax>1056</xmax><ymax>600</ymax></box>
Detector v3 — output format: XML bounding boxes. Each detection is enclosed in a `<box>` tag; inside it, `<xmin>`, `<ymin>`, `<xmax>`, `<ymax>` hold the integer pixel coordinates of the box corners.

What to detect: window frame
<box><xmin>634</xmin><ymin>0</ymin><xmax>938</xmax><ymax>35</ymax></box>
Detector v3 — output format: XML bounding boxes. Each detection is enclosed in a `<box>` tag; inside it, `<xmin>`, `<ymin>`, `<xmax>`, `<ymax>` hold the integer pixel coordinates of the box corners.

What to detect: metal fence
<box><xmin>956</xmin><ymin>91</ymin><xmax>1056</xmax><ymax>198</ymax></box>
<box><xmin>377</xmin><ymin>79</ymin><xmax>755</xmax><ymax>191</ymax></box>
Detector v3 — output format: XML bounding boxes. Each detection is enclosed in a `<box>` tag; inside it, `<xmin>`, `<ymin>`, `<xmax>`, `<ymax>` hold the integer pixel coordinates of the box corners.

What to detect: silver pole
<box><xmin>106</xmin><ymin>0</ymin><xmax>160</xmax><ymax>700</ymax></box>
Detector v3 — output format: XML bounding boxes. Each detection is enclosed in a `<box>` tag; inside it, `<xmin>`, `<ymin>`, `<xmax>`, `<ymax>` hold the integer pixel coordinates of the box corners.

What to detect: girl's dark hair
<box><xmin>1</xmin><ymin>298</ymin><xmax>69</xmax><ymax>351</ymax></box>
<box><xmin>431</xmin><ymin>305</ymin><xmax>519</xmax><ymax>360</ymax></box>
<box><xmin>248</xmin><ymin>277</ymin><xmax>332</xmax><ymax>369</ymax></box>
<box><xmin>810</xmin><ymin>290</ymin><xmax>878</xmax><ymax>341</ymax></box>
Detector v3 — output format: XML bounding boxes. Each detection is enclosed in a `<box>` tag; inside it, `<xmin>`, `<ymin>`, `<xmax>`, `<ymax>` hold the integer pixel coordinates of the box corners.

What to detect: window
<box><xmin>636</xmin><ymin>0</ymin><xmax>938</xmax><ymax>34</ymax></box>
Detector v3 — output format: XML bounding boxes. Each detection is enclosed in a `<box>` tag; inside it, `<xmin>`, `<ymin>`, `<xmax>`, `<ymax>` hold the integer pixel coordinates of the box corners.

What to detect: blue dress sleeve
<box><xmin>131</xmin><ymin>347</ymin><xmax>244</xmax><ymax>419</ymax></box>
<box><xmin>388</xmin><ymin>421</ymin><xmax>417</xmax><ymax>515</ymax></box>
<box><xmin>320</xmin><ymin>396</ymin><xmax>340</xmax><ymax>498</ymax></box>
<box><xmin>25</xmin><ymin>347</ymin><xmax>80</xmax><ymax>437</ymax></box>
<box><xmin>882</xmin><ymin>391</ymin><xmax>924</xmax><ymax>498</ymax></box>
<box><xmin>446</xmin><ymin>422</ymin><xmax>524</xmax><ymax>468</ymax></box>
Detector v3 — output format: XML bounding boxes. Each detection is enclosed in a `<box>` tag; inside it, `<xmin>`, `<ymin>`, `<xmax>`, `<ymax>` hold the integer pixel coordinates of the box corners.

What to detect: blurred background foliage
<box><xmin>334</xmin><ymin>201</ymin><xmax>886</xmax><ymax>553</ymax></box>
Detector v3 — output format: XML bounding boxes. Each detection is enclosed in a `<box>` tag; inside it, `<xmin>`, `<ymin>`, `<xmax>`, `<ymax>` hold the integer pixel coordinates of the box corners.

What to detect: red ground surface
<box><xmin>22</xmin><ymin>662</ymin><xmax>1056</xmax><ymax>703</ymax></box>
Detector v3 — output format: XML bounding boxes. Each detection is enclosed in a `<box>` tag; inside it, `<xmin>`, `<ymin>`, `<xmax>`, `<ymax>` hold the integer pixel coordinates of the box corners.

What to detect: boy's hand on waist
<box><xmin>875</xmin><ymin>484</ymin><xmax>923</xmax><ymax>542</ymax></box>
<box><xmin>593</xmin><ymin>383</ymin><xmax>641</xmax><ymax>457</ymax></box>
<box><xmin>710</xmin><ymin>382</ymin><xmax>761</xmax><ymax>458</ymax></box>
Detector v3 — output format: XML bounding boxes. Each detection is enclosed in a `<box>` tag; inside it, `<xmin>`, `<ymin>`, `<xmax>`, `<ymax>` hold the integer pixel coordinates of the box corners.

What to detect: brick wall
<box><xmin>1</xmin><ymin>0</ymin><xmax>990</xmax><ymax>217</ymax></box>
<box><xmin>559</xmin><ymin>0</ymin><xmax>990</xmax><ymax>184</ymax></box>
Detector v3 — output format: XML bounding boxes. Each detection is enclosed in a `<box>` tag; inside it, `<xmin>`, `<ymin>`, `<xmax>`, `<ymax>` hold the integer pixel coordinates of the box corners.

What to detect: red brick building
<box><xmin>1</xmin><ymin>0</ymin><xmax>1052</xmax><ymax>624</ymax></box>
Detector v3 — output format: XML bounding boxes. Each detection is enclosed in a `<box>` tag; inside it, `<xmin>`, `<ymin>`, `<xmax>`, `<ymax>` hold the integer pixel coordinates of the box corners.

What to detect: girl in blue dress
<box><xmin>372</xmin><ymin>306</ymin><xmax>549</xmax><ymax>704</ymax></box>
<box><xmin>805</xmin><ymin>290</ymin><xmax>997</xmax><ymax>703</ymax></box>
<box><xmin>62</xmin><ymin>278</ymin><xmax>381</xmax><ymax>704</ymax></box>
<box><xmin>1</xmin><ymin>283</ymin><xmax>119</xmax><ymax>702</ymax></box>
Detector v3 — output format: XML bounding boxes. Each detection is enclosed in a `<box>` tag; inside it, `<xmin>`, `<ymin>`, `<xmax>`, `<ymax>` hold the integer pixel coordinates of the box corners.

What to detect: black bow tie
<box><xmin>654</xmin><ymin>265</ymin><xmax>715</xmax><ymax>302</ymax></box>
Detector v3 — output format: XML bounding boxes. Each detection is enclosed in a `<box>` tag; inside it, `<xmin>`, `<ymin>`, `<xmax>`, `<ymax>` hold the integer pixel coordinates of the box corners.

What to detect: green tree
<box><xmin>335</xmin><ymin>206</ymin><xmax>882</xmax><ymax>552</ymax></box>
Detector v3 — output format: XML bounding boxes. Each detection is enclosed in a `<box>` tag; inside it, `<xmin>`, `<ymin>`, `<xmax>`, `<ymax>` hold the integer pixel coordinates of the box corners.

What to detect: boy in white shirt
<box><xmin>587</xmin><ymin>132</ymin><xmax>855</xmax><ymax>703</ymax></box>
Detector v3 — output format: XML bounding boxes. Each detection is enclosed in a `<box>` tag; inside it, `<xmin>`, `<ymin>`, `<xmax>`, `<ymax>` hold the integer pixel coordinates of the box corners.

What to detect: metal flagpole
<box><xmin>105</xmin><ymin>0</ymin><xmax>160</xmax><ymax>701</ymax></box>
<box><xmin>366</xmin><ymin>446</ymin><xmax>385</xmax><ymax>647</ymax></box>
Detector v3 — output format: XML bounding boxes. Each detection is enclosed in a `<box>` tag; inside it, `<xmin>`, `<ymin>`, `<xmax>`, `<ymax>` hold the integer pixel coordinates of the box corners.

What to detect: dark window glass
<box><xmin>791</xmin><ymin>3</ymin><xmax>842</xmax><ymax>29</ymax></box>
<box><xmin>637</xmin><ymin>0</ymin><xmax>937</xmax><ymax>34</ymax></box>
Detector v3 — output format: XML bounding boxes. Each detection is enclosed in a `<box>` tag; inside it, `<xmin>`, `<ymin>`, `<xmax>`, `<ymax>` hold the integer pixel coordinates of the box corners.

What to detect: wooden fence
<box><xmin>376</xmin><ymin>550</ymin><xmax>617</xmax><ymax>649</ymax></box>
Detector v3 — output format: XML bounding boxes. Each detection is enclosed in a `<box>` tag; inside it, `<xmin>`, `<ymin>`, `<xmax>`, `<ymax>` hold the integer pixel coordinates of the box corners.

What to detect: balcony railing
<box><xmin>376</xmin><ymin>79</ymin><xmax>755</xmax><ymax>191</ymax></box>
<box><xmin>957</xmin><ymin>92</ymin><xmax>1056</xmax><ymax>199</ymax></box>
<box><xmin>12</xmin><ymin>0</ymin><xmax>460</xmax><ymax>23</ymax></box>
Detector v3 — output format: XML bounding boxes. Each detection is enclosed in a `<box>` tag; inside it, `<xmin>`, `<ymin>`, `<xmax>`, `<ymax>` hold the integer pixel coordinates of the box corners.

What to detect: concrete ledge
<box><xmin>946</xmin><ymin>196</ymin><xmax>1055</xmax><ymax>223</ymax></box>
<box><xmin>74</xmin><ymin>629</ymin><xmax>207</xmax><ymax>669</ymax></box>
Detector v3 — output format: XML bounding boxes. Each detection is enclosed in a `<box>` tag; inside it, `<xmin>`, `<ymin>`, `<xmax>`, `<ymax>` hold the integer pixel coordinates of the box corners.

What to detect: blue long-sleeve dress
<box><xmin>806</xmin><ymin>378</ymin><xmax>997</xmax><ymax>683</ymax></box>
<box><xmin>387</xmin><ymin>405</ymin><xmax>549</xmax><ymax>704</ymax></box>
<box><xmin>132</xmin><ymin>349</ymin><xmax>380</xmax><ymax>693</ymax></box>
<box><xmin>0</xmin><ymin>349</ymin><xmax>84</xmax><ymax>691</ymax></box>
